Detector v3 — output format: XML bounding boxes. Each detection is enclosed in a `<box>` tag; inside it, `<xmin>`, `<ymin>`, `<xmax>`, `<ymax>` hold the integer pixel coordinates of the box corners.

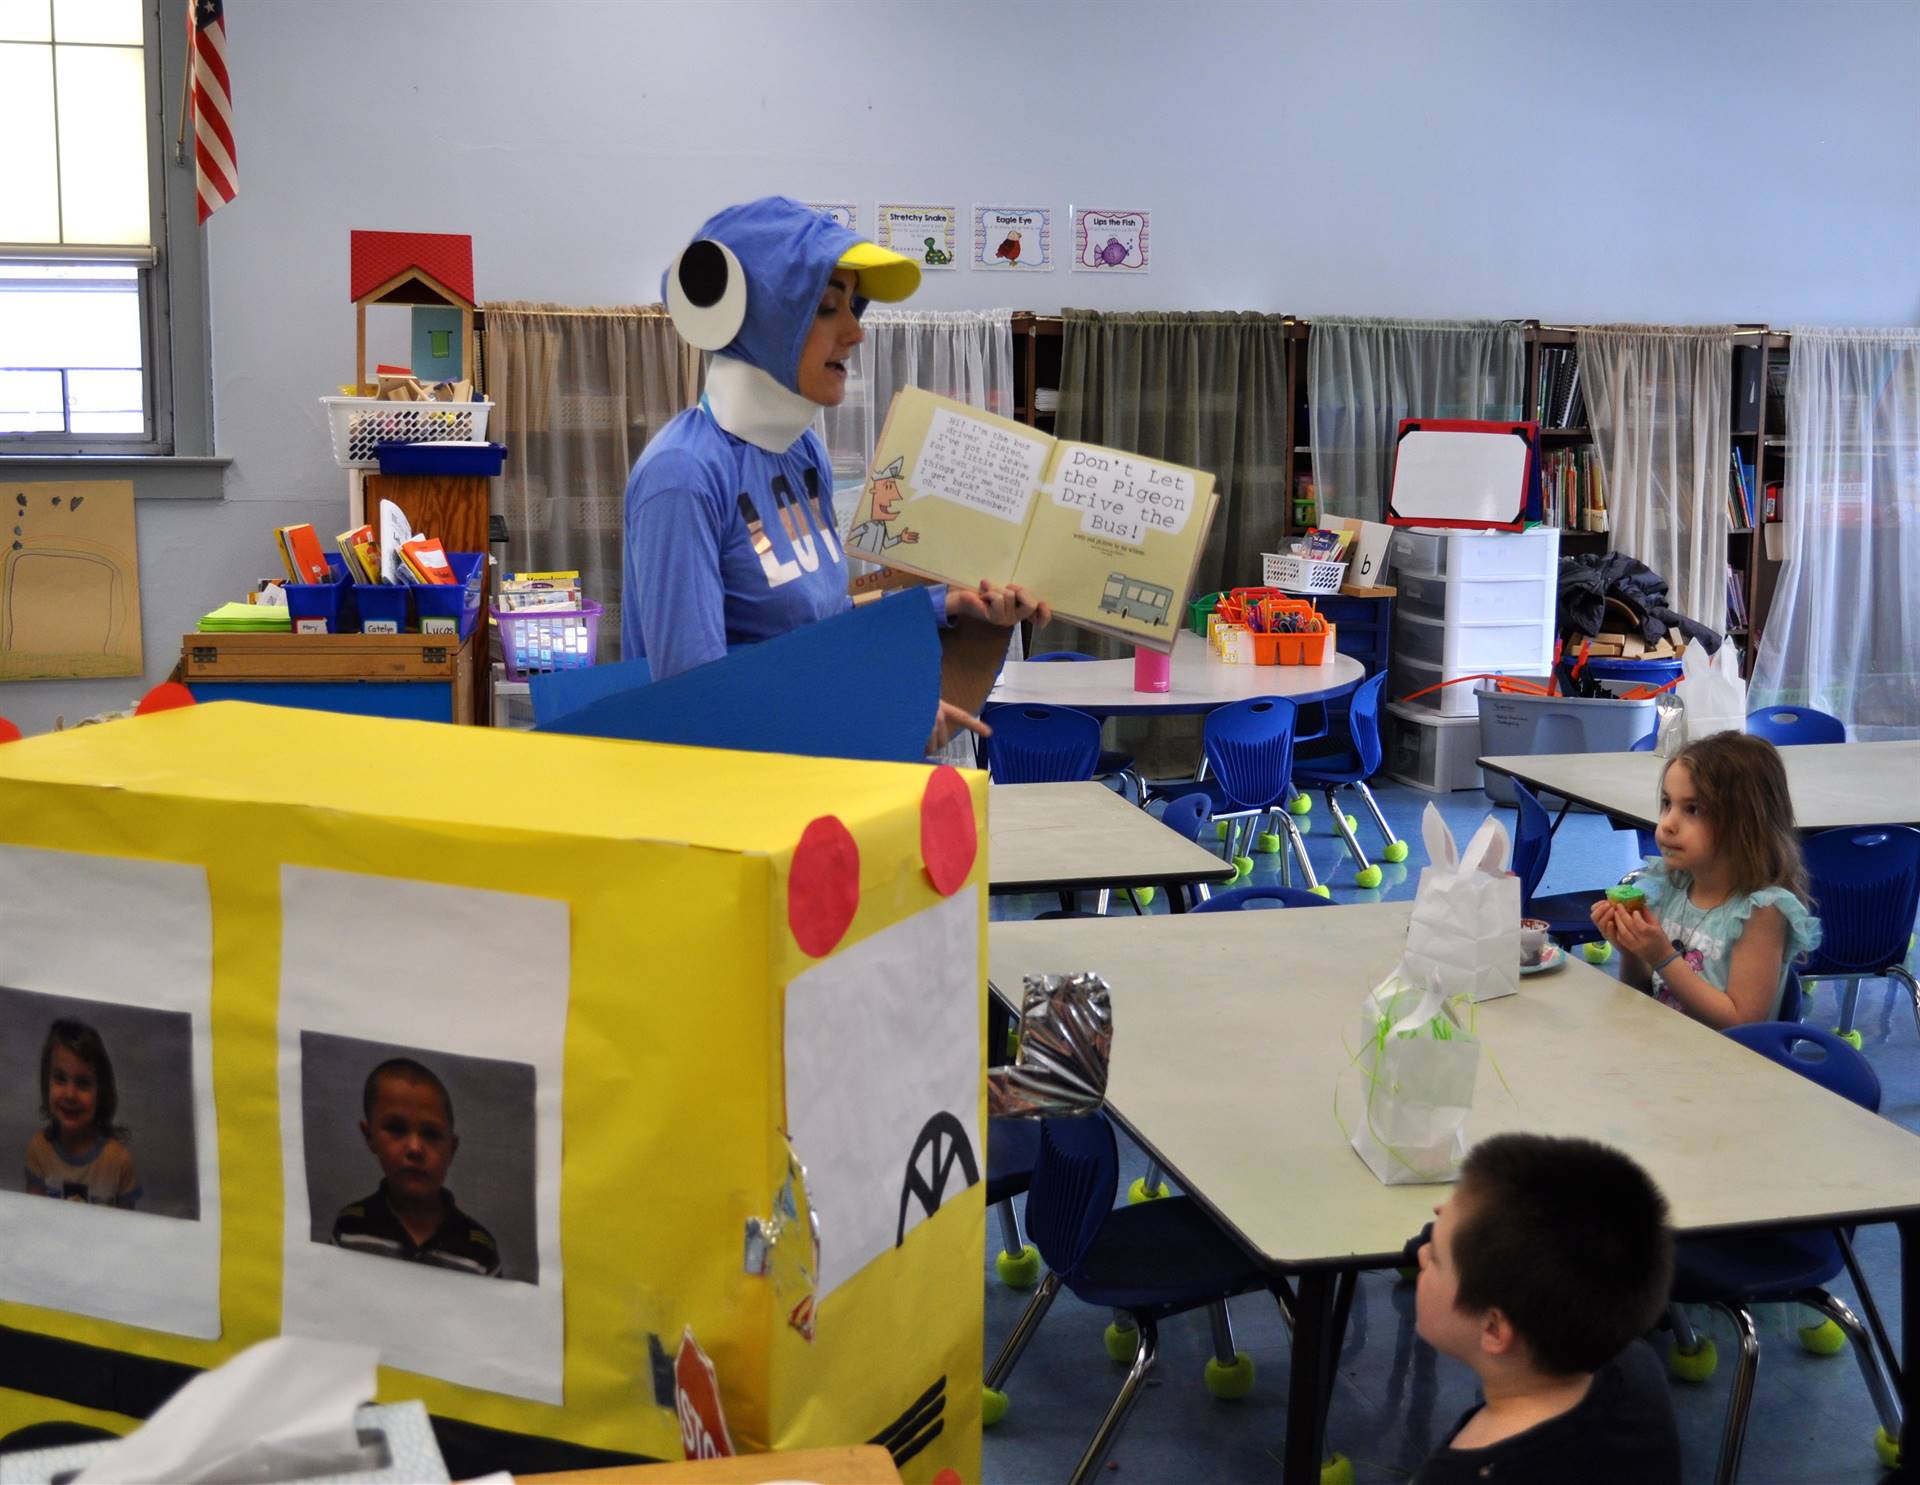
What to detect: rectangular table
<box><xmin>988</xmin><ymin>903</ymin><xmax>1920</xmax><ymax>1483</ymax></box>
<box><xmin>1479</xmin><ymin>741</ymin><xmax>1920</xmax><ymax>832</ymax></box>
<box><xmin>987</xmin><ymin>781</ymin><xmax>1234</xmax><ymax>903</ymax></box>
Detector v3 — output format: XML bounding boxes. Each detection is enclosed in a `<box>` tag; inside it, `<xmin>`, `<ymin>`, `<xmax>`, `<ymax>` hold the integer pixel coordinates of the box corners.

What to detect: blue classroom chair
<box><xmin>980</xmin><ymin>703</ymin><xmax>1102</xmax><ymax>784</ymax></box>
<box><xmin>1189</xmin><ymin>884</ymin><xmax>1336</xmax><ymax>913</ymax></box>
<box><xmin>1746</xmin><ymin>705</ymin><xmax>1848</xmax><ymax>746</ymax></box>
<box><xmin>1289</xmin><ymin>672</ymin><xmax>1409</xmax><ymax>888</ymax></box>
<box><xmin>1800</xmin><ymin>826</ymin><xmax>1920</xmax><ymax>1045</ymax></box>
<box><xmin>1665</xmin><ymin>1022</ymin><xmax>1902</xmax><ymax>1481</ymax></box>
<box><xmin>1200</xmin><ymin>696</ymin><xmax>1323</xmax><ymax>895</ymax></box>
<box><xmin>1511</xmin><ymin>782</ymin><xmax>1616</xmax><ymax>962</ymax></box>
<box><xmin>981</xmin><ymin>1113</ymin><xmax>1278</xmax><ymax>1479</ymax></box>
<box><xmin>1025</xmin><ymin>652</ymin><xmax>1142</xmax><ymax>800</ymax></box>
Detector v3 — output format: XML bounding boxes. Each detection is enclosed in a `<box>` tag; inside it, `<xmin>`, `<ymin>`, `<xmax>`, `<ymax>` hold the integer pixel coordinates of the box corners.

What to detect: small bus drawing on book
<box><xmin>1099</xmin><ymin>573</ymin><xmax>1174</xmax><ymax>626</ymax></box>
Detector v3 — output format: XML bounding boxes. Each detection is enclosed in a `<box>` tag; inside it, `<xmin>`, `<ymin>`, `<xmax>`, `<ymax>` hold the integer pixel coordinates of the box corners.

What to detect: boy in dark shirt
<box><xmin>332</xmin><ymin>1057</ymin><xmax>501</xmax><ymax>1278</ymax></box>
<box><xmin>1410</xmin><ymin>1132</ymin><xmax>1680</xmax><ymax>1485</ymax></box>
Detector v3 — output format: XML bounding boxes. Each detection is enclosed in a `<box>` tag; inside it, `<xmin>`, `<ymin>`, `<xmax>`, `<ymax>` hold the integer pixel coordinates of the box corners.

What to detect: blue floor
<box><xmin>985</xmin><ymin>776</ymin><xmax>1919</xmax><ymax>1484</ymax></box>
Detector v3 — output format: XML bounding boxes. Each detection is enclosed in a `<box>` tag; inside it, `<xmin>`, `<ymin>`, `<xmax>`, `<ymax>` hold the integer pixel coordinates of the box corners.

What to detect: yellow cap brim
<box><xmin>837</xmin><ymin>241</ymin><xmax>921</xmax><ymax>302</ymax></box>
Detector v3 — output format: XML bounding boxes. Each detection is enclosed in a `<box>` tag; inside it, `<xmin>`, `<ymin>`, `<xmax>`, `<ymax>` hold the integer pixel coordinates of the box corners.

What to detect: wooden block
<box><xmin>1620</xmin><ymin>634</ymin><xmax>1646</xmax><ymax>657</ymax></box>
<box><xmin>1337</xmin><ymin>583</ymin><xmax>1397</xmax><ymax>598</ymax></box>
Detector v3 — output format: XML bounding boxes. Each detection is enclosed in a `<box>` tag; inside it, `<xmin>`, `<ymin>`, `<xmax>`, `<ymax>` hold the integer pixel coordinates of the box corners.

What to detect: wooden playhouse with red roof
<box><xmin>349</xmin><ymin>230</ymin><xmax>476</xmax><ymax>394</ymax></box>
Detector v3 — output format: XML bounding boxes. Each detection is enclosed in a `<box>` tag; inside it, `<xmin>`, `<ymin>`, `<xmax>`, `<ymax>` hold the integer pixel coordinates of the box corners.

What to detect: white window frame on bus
<box><xmin>1</xmin><ymin>0</ymin><xmax>216</xmax><ymax>469</ymax></box>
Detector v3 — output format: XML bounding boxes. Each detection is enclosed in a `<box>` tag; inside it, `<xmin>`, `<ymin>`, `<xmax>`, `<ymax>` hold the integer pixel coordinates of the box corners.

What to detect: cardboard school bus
<box><xmin>0</xmin><ymin>702</ymin><xmax>984</xmax><ymax>1480</ymax></box>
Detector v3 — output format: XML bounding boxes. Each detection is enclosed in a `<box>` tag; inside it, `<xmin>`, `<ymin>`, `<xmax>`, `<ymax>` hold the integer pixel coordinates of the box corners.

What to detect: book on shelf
<box><xmin>1726</xmin><ymin>565</ymin><xmax>1749</xmax><ymax>631</ymax></box>
<box><xmin>497</xmin><ymin>571</ymin><xmax>583</xmax><ymax>611</ymax></box>
<box><xmin>275</xmin><ymin>524</ymin><xmax>333</xmax><ymax>585</ymax></box>
<box><xmin>335</xmin><ymin>524</ymin><xmax>381</xmax><ymax>584</ymax></box>
<box><xmin>398</xmin><ymin>536</ymin><xmax>458</xmax><ymax>585</ymax></box>
<box><xmin>856</xmin><ymin>386</ymin><xmax>1219</xmax><ymax>651</ymax></box>
<box><xmin>1541</xmin><ymin>446</ymin><xmax>1607</xmax><ymax>533</ymax></box>
<box><xmin>1535</xmin><ymin>347</ymin><xmax>1587</xmax><ymax>430</ymax></box>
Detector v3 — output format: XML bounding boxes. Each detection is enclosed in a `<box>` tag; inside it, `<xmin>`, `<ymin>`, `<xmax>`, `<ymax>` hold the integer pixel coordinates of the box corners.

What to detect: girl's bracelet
<box><xmin>1649</xmin><ymin>950</ymin><xmax>1681</xmax><ymax>975</ymax></box>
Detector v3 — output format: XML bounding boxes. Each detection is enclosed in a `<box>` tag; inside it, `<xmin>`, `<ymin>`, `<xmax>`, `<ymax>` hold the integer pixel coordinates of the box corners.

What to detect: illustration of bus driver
<box><xmin>846</xmin><ymin>457</ymin><xmax>919</xmax><ymax>556</ymax></box>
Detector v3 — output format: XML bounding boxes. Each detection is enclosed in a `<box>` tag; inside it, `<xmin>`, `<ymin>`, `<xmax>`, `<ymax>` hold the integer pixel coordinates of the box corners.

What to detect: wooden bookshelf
<box><xmin>1009</xmin><ymin>311</ymin><xmax>1061</xmax><ymax>431</ymax></box>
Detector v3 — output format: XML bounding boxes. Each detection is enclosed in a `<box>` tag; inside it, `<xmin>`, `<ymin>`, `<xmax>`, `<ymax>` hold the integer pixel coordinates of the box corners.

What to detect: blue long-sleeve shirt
<box><xmin>622</xmin><ymin>407</ymin><xmax>942</xmax><ymax>680</ymax></box>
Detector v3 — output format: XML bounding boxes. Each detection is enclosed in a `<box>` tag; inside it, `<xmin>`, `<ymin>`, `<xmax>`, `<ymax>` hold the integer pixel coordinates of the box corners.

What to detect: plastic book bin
<box><xmin>283</xmin><ymin>554</ymin><xmax>354</xmax><ymax>634</ymax></box>
<box><xmin>374</xmin><ymin>440</ymin><xmax>508</xmax><ymax>478</ymax></box>
<box><xmin>495</xmin><ymin>598</ymin><xmax>602</xmax><ymax>681</ymax></box>
<box><xmin>354</xmin><ymin>582</ymin><xmax>412</xmax><ymax>635</ymax></box>
<box><xmin>412</xmin><ymin>552</ymin><xmax>485</xmax><ymax>639</ymax></box>
<box><xmin>1474</xmin><ymin>687</ymin><xmax>1657</xmax><ymax>806</ymax></box>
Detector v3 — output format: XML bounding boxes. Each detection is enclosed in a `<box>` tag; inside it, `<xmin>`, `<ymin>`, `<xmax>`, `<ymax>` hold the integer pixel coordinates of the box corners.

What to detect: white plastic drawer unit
<box><xmin>1388</xmin><ymin>525</ymin><xmax>1561</xmax><ymax>581</ymax></box>
<box><xmin>1394</xmin><ymin>609</ymin><xmax>1554</xmax><ymax>674</ymax></box>
<box><xmin>1393</xmin><ymin>567</ymin><xmax>1556</xmax><ymax>626</ymax></box>
<box><xmin>1382</xmin><ymin>700</ymin><xmax>1484</xmax><ymax>793</ymax></box>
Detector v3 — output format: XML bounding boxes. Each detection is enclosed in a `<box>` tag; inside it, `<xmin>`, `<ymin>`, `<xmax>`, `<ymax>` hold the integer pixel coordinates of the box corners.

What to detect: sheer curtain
<box><xmin>484</xmin><ymin>303</ymin><xmax>702</xmax><ymax>660</ymax></box>
<box><xmin>1750</xmin><ymin>329</ymin><xmax>1920</xmax><ymax>740</ymax></box>
<box><xmin>819</xmin><ymin>309</ymin><xmax>1017</xmax><ymax>550</ymax></box>
<box><xmin>1307</xmin><ymin>318</ymin><xmax>1527</xmax><ymax>521</ymax></box>
<box><xmin>1577</xmin><ymin>326</ymin><xmax>1734</xmax><ymax>632</ymax></box>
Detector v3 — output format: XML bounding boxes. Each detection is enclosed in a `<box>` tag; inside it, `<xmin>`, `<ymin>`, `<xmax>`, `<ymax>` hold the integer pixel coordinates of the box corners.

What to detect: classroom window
<box><xmin>0</xmin><ymin>0</ymin><xmax>177</xmax><ymax>452</ymax></box>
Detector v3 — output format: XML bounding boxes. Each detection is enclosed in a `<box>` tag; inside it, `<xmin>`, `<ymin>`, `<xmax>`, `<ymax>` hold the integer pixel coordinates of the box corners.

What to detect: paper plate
<box><xmin>1520</xmin><ymin>943</ymin><xmax>1567</xmax><ymax>976</ymax></box>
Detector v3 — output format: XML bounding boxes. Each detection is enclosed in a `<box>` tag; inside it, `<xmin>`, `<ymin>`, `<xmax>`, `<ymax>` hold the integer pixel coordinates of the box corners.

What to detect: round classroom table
<box><xmin>986</xmin><ymin>629</ymin><xmax>1364</xmax><ymax>717</ymax></box>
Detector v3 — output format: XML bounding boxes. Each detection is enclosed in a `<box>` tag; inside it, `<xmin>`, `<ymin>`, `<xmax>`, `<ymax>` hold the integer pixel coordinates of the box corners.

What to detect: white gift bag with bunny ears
<box><xmin>1401</xmin><ymin>803</ymin><xmax>1522</xmax><ymax>1004</ymax></box>
<box><xmin>1674</xmin><ymin>640</ymin><xmax>1747</xmax><ymax>744</ymax></box>
<box><xmin>1346</xmin><ymin>969</ymin><xmax>1482</xmax><ymax>1185</ymax></box>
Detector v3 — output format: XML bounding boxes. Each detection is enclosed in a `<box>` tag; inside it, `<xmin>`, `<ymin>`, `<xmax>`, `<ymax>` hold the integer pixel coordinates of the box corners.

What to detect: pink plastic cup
<box><xmin>1134</xmin><ymin>646</ymin><xmax>1171</xmax><ymax>693</ymax></box>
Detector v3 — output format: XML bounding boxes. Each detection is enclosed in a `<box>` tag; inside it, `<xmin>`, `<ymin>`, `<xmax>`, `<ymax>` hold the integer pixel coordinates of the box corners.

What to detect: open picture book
<box><xmin>849</xmin><ymin>387</ymin><xmax>1219</xmax><ymax>651</ymax></box>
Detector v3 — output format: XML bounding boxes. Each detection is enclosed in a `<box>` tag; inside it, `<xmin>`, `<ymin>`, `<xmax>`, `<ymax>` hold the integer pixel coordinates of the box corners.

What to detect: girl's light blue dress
<box><xmin>1635</xmin><ymin>858</ymin><xmax>1822</xmax><ymax>1018</ymax></box>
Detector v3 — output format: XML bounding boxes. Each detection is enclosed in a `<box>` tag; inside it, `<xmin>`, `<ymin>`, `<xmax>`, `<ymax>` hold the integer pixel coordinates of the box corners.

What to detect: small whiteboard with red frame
<box><xmin>1386</xmin><ymin>419</ymin><xmax>1543</xmax><ymax>531</ymax></box>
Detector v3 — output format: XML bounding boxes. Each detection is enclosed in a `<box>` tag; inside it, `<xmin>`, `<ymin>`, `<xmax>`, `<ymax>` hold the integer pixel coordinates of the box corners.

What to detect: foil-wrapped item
<box><xmin>987</xmin><ymin>971</ymin><xmax>1113</xmax><ymax>1118</ymax></box>
<box><xmin>743</xmin><ymin>1147</ymin><xmax>821</xmax><ymax>1340</ymax></box>
<box><xmin>1654</xmin><ymin>693</ymin><xmax>1685</xmax><ymax>760</ymax></box>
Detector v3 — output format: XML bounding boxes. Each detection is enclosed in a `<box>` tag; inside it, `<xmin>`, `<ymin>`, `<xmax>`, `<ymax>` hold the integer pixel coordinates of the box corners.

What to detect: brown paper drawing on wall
<box><xmin>1</xmin><ymin>479</ymin><xmax>142</xmax><ymax>680</ymax></box>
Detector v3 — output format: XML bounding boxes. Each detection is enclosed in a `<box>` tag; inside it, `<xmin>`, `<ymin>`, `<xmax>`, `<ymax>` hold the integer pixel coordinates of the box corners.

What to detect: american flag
<box><xmin>190</xmin><ymin>0</ymin><xmax>236</xmax><ymax>222</ymax></box>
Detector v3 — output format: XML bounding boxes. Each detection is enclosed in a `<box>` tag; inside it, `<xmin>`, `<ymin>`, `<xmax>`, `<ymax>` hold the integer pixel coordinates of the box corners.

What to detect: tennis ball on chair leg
<box><xmin>1203</xmin><ymin>1350</ymin><xmax>1255</xmax><ymax>1399</ymax></box>
<box><xmin>1319</xmin><ymin>1454</ymin><xmax>1355</xmax><ymax>1485</ymax></box>
<box><xmin>1309</xmin><ymin>883</ymin><xmax>1332</xmax><ymax>899</ymax></box>
<box><xmin>1383</xmin><ymin>838</ymin><xmax>1409</xmax><ymax>863</ymax></box>
<box><xmin>1104</xmin><ymin>1320</ymin><xmax>1141</xmax><ymax>1363</ymax></box>
<box><xmin>1876</xmin><ymin>1425</ymin><xmax>1901</xmax><ymax>1469</ymax></box>
<box><xmin>1798</xmin><ymin>1318</ymin><xmax>1847</xmax><ymax>1355</ymax></box>
<box><xmin>1216</xmin><ymin>820</ymin><xmax>1231</xmax><ymax>840</ymax></box>
<box><xmin>995</xmin><ymin>1244</ymin><xmax>1042</xmax><ymax>1288</ymax></box>
<box><xmin>981</xmin><ymin>1386</ymin><xmax>1009</xmax><ymax>1427</ymax></box>
<box><xmin>1256</xmin><ymin>831</ymin><xmax>1283</xmax><ymax>853</ymax></box>
<box><xmin>1355</xmin><ymin>865</ymin><xmax>1384</xmax><ymax>889</ymax></box>
<box><xmin>1127</xmin><ymin>1176</ymin><xmax>1169</xmax><ymax>1204</ymax></box>
<box><xmin>1667</xmin><ymin>1335</ymin><xmax>1718</xmax><ymax>1382</ymax></box>
<box><xmin>1289</xmin><ymin>794</ymin><xmax>1312</xmax><ymax>815</ymax></box>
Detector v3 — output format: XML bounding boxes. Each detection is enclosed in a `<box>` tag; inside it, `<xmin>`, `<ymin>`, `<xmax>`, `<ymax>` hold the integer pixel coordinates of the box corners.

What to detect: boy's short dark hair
<box><xmin>1452</xmin><ymin>1133</ymin><xmax>1673</xmax><ymax>1376</ymax></box>
<box><xmin>361</xmin><ymin>1057</ymin><xmax>455</xmax><ymax>1128</ymax></box>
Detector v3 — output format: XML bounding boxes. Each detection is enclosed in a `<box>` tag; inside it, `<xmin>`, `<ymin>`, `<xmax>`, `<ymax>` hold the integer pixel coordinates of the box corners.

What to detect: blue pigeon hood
<box><xmin>661</xmin><ymin>196</ymin><xmax>870</xmax><ymax>396</ymax></box>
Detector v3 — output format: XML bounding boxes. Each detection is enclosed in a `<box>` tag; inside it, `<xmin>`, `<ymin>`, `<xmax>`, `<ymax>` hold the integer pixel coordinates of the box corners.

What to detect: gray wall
<box><xmin>299</xmin><ymin>1031</ymin><xmax>539</xmax><ymax>1285</ymax></box>
<box><xmin>0</xmin><ymin>985</ymin><xmax>200</xmax><ymax>1222</ymax></box>
<box><xmin>4</xmin><ymin>0</ymin><xmax>1915</xmax><ymax>733</ymax></box>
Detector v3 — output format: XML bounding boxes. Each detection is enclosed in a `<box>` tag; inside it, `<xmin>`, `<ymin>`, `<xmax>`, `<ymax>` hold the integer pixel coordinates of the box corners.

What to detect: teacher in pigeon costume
<box><xmin>623</xmin><ymin>196</ymin><xmax>1047</xmax><ymax>745</ymax></box>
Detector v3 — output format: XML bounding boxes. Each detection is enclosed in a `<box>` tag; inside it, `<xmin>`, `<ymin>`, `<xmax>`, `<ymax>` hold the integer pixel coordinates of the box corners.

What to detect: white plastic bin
<box><xmin>1389</xmin><ymin>525</ymin><xmax>1560</xmax><ymax>581</ymax></box>
<box><xmin>1394</xmin><ymin>567</ymin><xmax>1556</xmax><ymax>626</ymax></box>
<box><xmin>1395</xmin><ymin>610</ymin><xmax>1554</xmax><ymax>674</ymax></box>
<box><xmin>1383</xmin><ymin>700</ymin><xmax>1484</xmax><ymax>793</ymax></box>
<box><xmin>1474</xmin><ymin>688</ymin><xmax>1660</xmax><ymax>806</ymax></box>
<box><xmin>1390</xmin><ymin>653</ymin><xmax>1550</xmax><ymax>717</ymax></box>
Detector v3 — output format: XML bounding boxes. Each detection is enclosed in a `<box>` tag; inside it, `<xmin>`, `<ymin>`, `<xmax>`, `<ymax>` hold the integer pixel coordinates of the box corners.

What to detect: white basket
<box><xmin>1261</xmin><ymin>551</ymin><xmax>1349</xmax><ymax>594</ymax></box>
<box><xmin>321</xmin><ymin>396</ymin><xmax>493</xmax><ymax>469</ymax></box>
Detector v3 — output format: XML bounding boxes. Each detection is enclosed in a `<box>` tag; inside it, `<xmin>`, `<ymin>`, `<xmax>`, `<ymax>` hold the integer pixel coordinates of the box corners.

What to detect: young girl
<box><xmin>1590</xmin><ymin>732</ymin><xmax>1821</xmax><ymax>1027</ymax></box>
<box><xmin>24</xmin><ymin>1018</ymin><xmax>140</xmax><ymax>1209</ymax></box>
